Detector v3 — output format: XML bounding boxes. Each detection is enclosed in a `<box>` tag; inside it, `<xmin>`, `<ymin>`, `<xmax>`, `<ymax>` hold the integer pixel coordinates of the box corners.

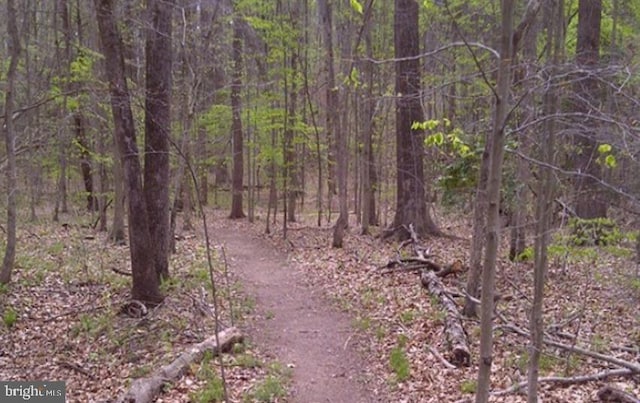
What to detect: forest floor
<box><xmin>213</xmin><ymin>216</ymin><xmax>384</xmax><ymax>402</ymax></box>
<box><xmin>1</xmin><ymin>204</ymin><xmax>639</xmax><ymax>402</ymax></box>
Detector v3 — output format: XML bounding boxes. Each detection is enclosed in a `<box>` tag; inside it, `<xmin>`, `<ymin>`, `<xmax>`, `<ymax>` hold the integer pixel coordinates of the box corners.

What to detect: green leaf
<box><xmin>425</xmin><ymin>132</ymin><xmax>444</xmax><ymax>147</ymax></box>
<box><xmin>605</xmin><ymin>154</ymin><xmax>617</xmax><ymax>168</ymax></box>
<box><xmin>598</xmin><ymin>143</ymin><xmax>612</xmax><ymax>154</ymax></box>
<box><xmin>350</xmin><ymin>0</ymin><xmax>364</xmax><ymax>14</ymax></box>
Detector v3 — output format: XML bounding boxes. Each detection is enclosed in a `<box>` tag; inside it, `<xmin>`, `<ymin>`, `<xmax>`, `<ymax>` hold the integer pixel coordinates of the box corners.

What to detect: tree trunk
<box><xmin>0</xmin><ymin>0</ymin><xmax>20</xmax><ymax>285</ymax></box>
<box><xmin>229</xmin><ymin>16</ymin><xmax>245</xmax><ymax>219</ymax></box>
<box><xmin>528</xmin><ymin>2</ymin><xmax>561</xmax><ymax>401</ymax></box>
<box><xmin>573</xmin><ymin>0</ymin><xmax>606</xmax><ymax>219</ymax></box>
<box><xmin>318</xmin><ymin>0</ymin><xmax>338</xmax><ymax>202</ymax></box>
<box><xmin>390</xmin><ymin>0</ymin><xmax>439</xmax><ymax>240</ymax></box>
<box><xmin>476</xmin><ymin>1</ymin><xmax>514</xmax><ymax>402</ymax></box>
<box><xmin>144</xmin><ymin>0</ymin><xmax>173</xmax><ymax>280</ymax></box>
<box><xmin>95</xmin><ymin>0</ymin><xmax>163</xmax><ymax>304</ymax></box>
<box><xmin>463</xmin><ymin>139</ymin><xmax>490</xmax><ymax>317</ymax></box>
<box><xmin>75</xmin><ymin>113</ymin><xmax>96</xmax><ymax>211</ymax></box>
<box><xmin>109</xmin><ymin>141</ymin><xmax>126</xmax><ymax>244</ymax></box>
<box><xmin>361</xmin><ymin>0</ymin><xmax>376</xmax><ymax>235</ymax></box>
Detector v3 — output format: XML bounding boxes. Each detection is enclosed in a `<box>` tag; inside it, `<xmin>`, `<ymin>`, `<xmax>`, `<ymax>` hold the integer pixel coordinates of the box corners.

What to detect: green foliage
<box><xmin>245</xmin><ymin>376</ymin><xmax>287</xmax><ymax>402</ymax></box>
<box><xmin>350</xmin><ymin>0</ymin><xmax>364</xmax><ymax>15</ymax></box>
<box><xmin>399</xmin><ymin>309</ymin><xmax>416</xmax><ymax>325</ymax></box>
<box><xmin>596</xmin><ymin>143</ymin><xmax>617</xmax><ymax>168</ymax></box>
<box><xmin>234</xmin><ymin>353</ymin><xmax>263</xmax><ymax>369</ymax></box>
<box><xmin>417</xmin><ymin>119</ymin><xmax>481</xmax><ymax>205</ymax></box>
<box><xmin>460</xmin><ymin>379</ymin><xmax>477</xmax><ymax>394</ymax></box>
<box><xmin>568</xmin><ymin>217</ymin><xmax>622</xmax><ymax>246</ymax></box>
<box><xmin>190</xmin><ymin>376</ymin><xmax>225</xmax><ymax>403</ymax></box>
<box><xmin>389</xmin><ymin>341</ymin><xmax>410</xmax><ymax>382</ymax></box>
<box><xmin>515</xmin><ymin>246</ymin><xmax>534</xmax><ymax>262</ymax></box>
<box><xmin>3</xmin><ymin>307</ymin><xmax>18</xmax><ymax>329</ymax></box>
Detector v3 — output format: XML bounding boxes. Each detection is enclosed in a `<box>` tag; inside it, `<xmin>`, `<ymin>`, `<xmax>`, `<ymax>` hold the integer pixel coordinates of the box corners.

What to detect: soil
<box><xmin>216</xmin><ymin>227</ymin><xmax>382</xmax><ymax>403</ymax></box>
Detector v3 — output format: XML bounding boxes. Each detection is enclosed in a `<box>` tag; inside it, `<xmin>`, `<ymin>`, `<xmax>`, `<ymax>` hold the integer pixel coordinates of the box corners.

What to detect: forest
<box><xmin>1</xmin><ymin>0</ymin><xmax>640</xmax><ymax>402</ymax></box>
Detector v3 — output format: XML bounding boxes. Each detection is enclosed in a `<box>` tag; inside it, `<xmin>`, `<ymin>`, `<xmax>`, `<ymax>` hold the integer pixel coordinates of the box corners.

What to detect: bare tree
<box><xmin>573</xmin><ymin>0</ymin><xmax>605</xmax><ymax>219</ymax></box>
<box><xmin>476</xmin><ymin>0</ymin><xmax>514</xmax><ymax>401</ymax></box>
<box><xmin>229</xmin><ymin>14</ymin><xmax>246</xmax><ymax>219</ymax></box>
<box><xmin>527</xmin><ymin>2</ymin><xmax>561</xmax><ymax>400</ymax></box>
<box><xmin>0</xmin><ymin>0</ymin><xmax>21</xmax><ymax>285</ymax></box>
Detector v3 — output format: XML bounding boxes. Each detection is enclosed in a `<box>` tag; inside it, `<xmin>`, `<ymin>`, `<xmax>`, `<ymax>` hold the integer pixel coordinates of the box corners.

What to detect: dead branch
<box><xmin>500</xmin><ymin>321</ymin><xmax>640</xmax><ymax>373</ymax></box>
<box><xmin>426</xmin><ymin>344</ymin><xmax>457</xmax><ymax>370</ymax></box>
<box><xmin>492</xmin><ymin>368</ymin><xmax>635</xmax><ymax>396</ymax></box>
<box><xmin>57</xmin><ymin>360</ymin><xmax>95</xmax><ymax>379</ymax></box>
<box><xmin>111</xmin><ymin>267</ymin><xmax>133</xmax><ymax>276</ymax></box>
<box><xmin>597</xmin><ymin>385</ymin><xmax>640</xmax><ymax>402</ymax></box>
<box><xmin>116</xmin><ymin>327</ymin><xmax>243</xmax><ymax>403</ymax></box>
<box><xmin>421</xmin><ymin>271</ymin><xmax>471</xmax><ymax>367</ymax></box>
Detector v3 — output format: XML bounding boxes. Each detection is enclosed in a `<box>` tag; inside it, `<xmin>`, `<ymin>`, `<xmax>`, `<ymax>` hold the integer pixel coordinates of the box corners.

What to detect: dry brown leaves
<box><xmin>0</xmin><ymin>214</ymin><xmax>277</xmax><ymax>403</ymax></box>
<box><xmin>224</xmin><ymin>208</ymin><xmax>640</xmax><ymax>403</ymax></box>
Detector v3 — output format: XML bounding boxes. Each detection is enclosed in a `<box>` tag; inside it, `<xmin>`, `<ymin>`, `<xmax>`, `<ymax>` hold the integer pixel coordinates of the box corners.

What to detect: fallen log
<box><xmin>117</xmin><ymin>327</ymin><xmax>243</xmax><ymax>403</ymax></box>
<box><xmin>421</xmin><ymin>270</ymin><xmax>471</xmax><ymax>367</ymax></box>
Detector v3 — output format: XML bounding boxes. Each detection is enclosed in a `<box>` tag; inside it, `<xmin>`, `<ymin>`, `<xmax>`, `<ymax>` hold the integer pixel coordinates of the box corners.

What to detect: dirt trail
<box><xmin>217</xmin><ymin>229</ymin><xmax>379</xmax><ymax>403</ymax></box>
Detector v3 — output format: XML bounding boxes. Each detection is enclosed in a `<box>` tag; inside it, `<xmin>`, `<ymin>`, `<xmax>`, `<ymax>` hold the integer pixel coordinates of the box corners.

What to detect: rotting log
<box><xmin>421</xmin><ymin>270</ymin><xmax>471</xmax><ymax>367</ymax></box>
<box><xmin>116</xmin><ymin>327</ymin><xmax>243</xmax><ymax>403</ymax></box>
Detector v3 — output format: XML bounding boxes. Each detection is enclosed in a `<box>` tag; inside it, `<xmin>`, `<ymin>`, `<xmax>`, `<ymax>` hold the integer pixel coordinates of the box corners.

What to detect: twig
<box><xmin>57</xmin><ymin>360</ymin><xmax>95</xmax><ymax>379</ymax></box>
<box><xmin>426</xmin><ymin>345</ymin><xmax>457</xmax><ymax>370</ymax></box>
<box><xmin>111</xmin><ymin>267</ymin><xmax>132</xmax><ymax>276</ymax></box>
<box><xmin>44</xmin><ymin>304</ymin><xmax>109</xmax><ymax>323</ymax></box>
<box><xmin>492</xmin><ymin>368</ymin><xmax>635</xmax><ymax>396</ymax></box>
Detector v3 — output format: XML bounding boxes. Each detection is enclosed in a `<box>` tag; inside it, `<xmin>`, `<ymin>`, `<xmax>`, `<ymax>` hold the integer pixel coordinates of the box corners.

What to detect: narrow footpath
<box><xmin>216</xmin><ymin>229</ymin><xmax>379</xmax><ymax>403</ymax></box>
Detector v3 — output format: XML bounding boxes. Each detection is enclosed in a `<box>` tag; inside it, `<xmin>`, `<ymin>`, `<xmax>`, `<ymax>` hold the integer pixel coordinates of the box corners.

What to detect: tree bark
<box><xmin>117</xmin><ymin>327</ymin><xmax>243</xmax><ymax>403</ymax></box>
<box><xmin>318</xmin><ymin>0</ymin><xmax>338</xmax><ymax>202</ymax></box>
<box><xmin>95</xmin><ymin>0</ymin><xmax>163</xmax><ymax>304</ymax></box>
<box><xmin>476</xmin><ymin>1</ymin><xmax>514</xmax><ymax>402</ymax></box>
<box><xmin>527</xmin><ymin>3</ymin><xmax>560</xmax><ymax>401</ymax></box>
<box><xmin>0</xmin><ymin>0</ymin><xmax>21</xmax><ymax>284</ymax></box>
<box><xmin>573</xmin><ymin>0</ymin><xmax>606</xmax><ymax>219</ymax></box>
<box><xmin>144</xmin><ymin>0</ymin><xmax>173</xmax><ymax>280</ymax></box>
<box><xmin>390</xmin><ymin>0</ymin><xmax>440</xmax><ymax>240</ymax></box>
<box><xmin>229</xmin><ymin>15</ymin><xmax>245</xmax><ymax>219</ymax></box>
<box><xmin>421</xmin><ymin>271</ymin><xmax>471</xmax><ymax>367</ymax></box>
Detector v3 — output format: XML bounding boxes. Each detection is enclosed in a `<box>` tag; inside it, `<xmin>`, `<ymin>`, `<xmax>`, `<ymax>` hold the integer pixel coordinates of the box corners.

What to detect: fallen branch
<box><xmin>111</xmin><ymin>267</ymin><xmax>133</xmax><ymax>276</ymax></box>
<box><xmin>501</xmin><ymin>322</ymin><xmax>640</xmax><ymax>373</ymax></box>
<box><xmin>426</xmin><ymin>344</ymin><xmax>457</xmax><ymax>370</ymax></box>
<box><xmin>598</xmin><ymin>384</ymin><xmax>640</xmax><ymax>402</ymax></box>
<box><xmin>421</xmin><ymin>271</ymin><xmax>471</xmax><ymax>367</ymax></box>
<box><xmin>117</xmin><ymin>327</ymin><xmax>243</xmax><ymax>403</ymax></box>
<box><xmin>492</xmin><ymin>368</ymin><xmax>635</xmax><ymax>396</ymax></box>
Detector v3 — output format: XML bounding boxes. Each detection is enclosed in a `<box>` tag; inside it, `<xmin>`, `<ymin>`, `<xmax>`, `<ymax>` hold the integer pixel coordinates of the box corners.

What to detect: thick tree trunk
<box><xmin>144</xmin><ymin>0</ymin><xmax>173</xmax><ymax>280</ymax></box>
<box><xmin>573</xmin><ymin>0</ymin><xmax>606</xmax><ymax>219</ymax></box>
<box><xmin>229</xmin><ymin>16</ymin><xmax>245</xmax><ymax>219</ymax></box>
<box><xmin>0</xmin><ymin>0</ymin><xmax>20</xmax><ymax>285</ymax></box>
<box><xmin>390</xmin><ymin>0</ymin><xmax>440</xmax><ymax>240</ymax></box>
<box><xmin>95</xmin><ymin>0</ymin><xmax>163</xmax><ymax>304</ymax></box>
<box><xmin>476</xmin><ymin>1</ymin><xmax>514</xmax><ymax>402</ymax></box>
